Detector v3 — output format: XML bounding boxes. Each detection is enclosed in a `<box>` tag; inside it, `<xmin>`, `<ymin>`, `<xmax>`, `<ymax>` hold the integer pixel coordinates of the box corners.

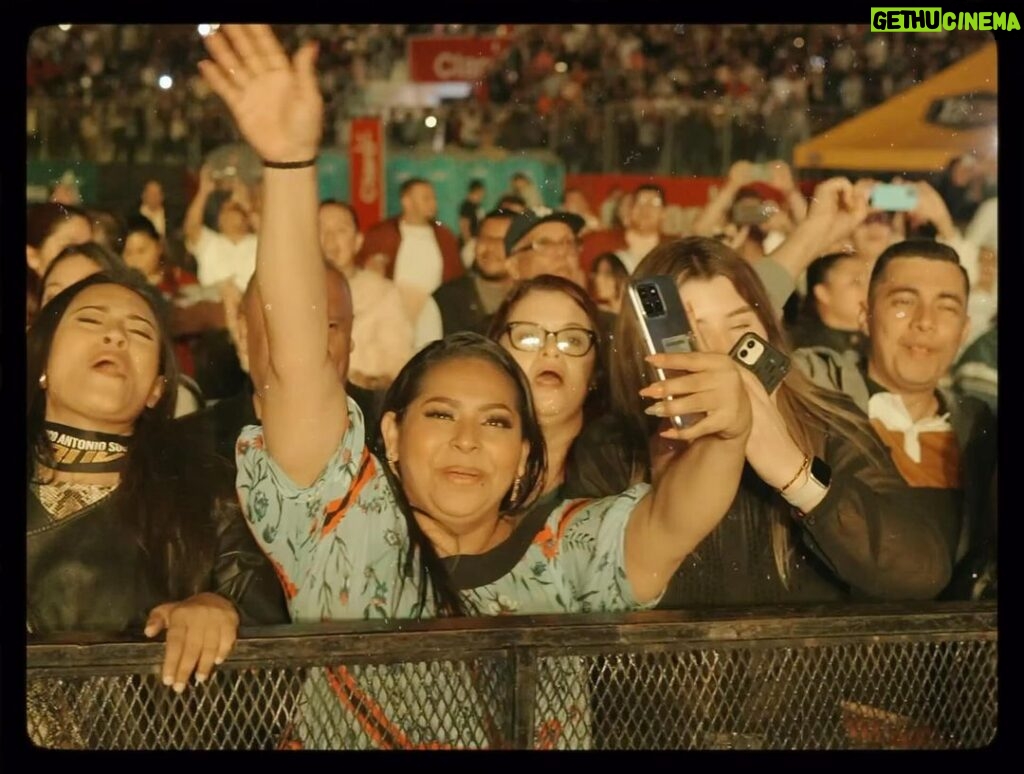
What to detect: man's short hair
<box><xmin>480</xmin><ymin>208</ymin><xmax>518</xmax><ymax>226</ymax></box>
<box><xmin>399</xmin><ymin>178</ymin><xmax>431</xmax><ymax>197</ymax></box>
<box><xmin>868</xmin><ymin>239</ymin><xmax>969</xmax><ymax>303</ymax></box>
<box><xmin>468</xmin><ymin>179</ymin><xmax>485</xmax><ymax>193</ymax></box>
<box><xmin>633</xmin><ymin>183</ymin><xmax>666</xmax><ymax>201</ymax></box>
<box><xmin>320</xmin><ymin>199</ymin><xmax>360</xmax><ymax>232</ymax></box>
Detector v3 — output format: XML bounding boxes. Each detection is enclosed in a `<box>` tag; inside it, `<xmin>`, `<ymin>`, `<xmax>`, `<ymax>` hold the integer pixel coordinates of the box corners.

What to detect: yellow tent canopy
<box><xmin>794</xmin><ymin>42</ymin><xmax>997</xmax><ymax>173</ymax></box>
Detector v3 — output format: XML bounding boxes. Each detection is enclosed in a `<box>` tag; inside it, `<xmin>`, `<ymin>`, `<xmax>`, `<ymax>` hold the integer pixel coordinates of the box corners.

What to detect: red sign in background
<box><xmin>349</xmin><ymin>117</ymin><xmax>384</xmax><ymax>229</ymax></box>
<box><xmin>564</xmin><ymin>174</ymin><xmax>818</xmax><ymax>211</ymax></box>
<box><xmin>407</xmin><ymin>36</ymin><xmax>513</xmax><ymax>82</ymax></box>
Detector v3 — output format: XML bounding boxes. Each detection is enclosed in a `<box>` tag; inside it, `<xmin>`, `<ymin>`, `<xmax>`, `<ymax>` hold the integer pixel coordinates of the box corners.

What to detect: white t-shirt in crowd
<box><xmin>621</xmin><ymin>232</ymin><xmax>660</xmax><ymax>273</ymax></box>
<box><xmin>191</xmin><ymin>226</ymin><xmax>259</xmax><ymax>292</ymax></box>
<box><xmin>393</xmin><ymin>222</ymin><xmax>444</xmax><ymax>296</ymax></box>
<box><xmin>139</xmin><ymin>205</ymin><xmax>166</xmax><ymax>237</ymax></box>
<box><xmin>414</xmin><ymin>297</ymin><xmax>444</xmax><ymax>352</ymax></box>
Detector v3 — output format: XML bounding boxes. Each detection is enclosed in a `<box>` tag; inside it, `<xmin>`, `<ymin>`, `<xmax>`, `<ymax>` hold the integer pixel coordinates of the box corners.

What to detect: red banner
<box><xmin>349</xmin><ymin>117</ymin><xmax>384</xmax><ymax>229</ymax></box>
<box><xmin>564</xmin><ymin>174</ymin><xmax>818</xmax><ymax>211</ymax></box>
<box><xmin>407</xmin><ymin>36</ymin><xmax>513</xmax><ymax>82</ymax></box>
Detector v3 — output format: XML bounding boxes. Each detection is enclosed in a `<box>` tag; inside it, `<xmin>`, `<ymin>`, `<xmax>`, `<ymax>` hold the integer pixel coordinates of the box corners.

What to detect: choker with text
<box><xmin>44</xmin><ymin>422</ymin><xmax>131</xmax><ymax>473</ymax></box>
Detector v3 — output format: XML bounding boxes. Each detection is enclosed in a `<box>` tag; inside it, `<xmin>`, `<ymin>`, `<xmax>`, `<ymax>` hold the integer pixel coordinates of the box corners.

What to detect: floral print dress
<box><xmin>236</xmin><ymin>398</ymin><xmax>656</xmax><ymax>748</ymax></box>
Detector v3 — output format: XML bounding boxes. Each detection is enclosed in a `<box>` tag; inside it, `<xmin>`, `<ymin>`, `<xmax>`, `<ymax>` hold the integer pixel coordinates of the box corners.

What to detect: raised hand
<box><xmin>199</xmin><ymin>25</ymin><xmax>323</xmax><ymax>164</ymax></box>
<box><xmin>198</xmin><ymin>163</ymin><xmax>216</xmax><ymax>195</ymax></box>
<box><xmin>807</xmin><ymin>176</ymin><xmax>854</xmax><ymax>221</ymax></box>
<box><xmin>908</xmin><ymin>180</ymin><xmax>956</xmax><ymax>238</ymax></box>
<box><xmin>727</xmin><ymin>160</ymin><xmax>755</xmax><ymax>190</ymax></box>
<box><xmin>768</xmin><ymin>160</ymin><xmax>796</xmax><ymax>194</ymax></box>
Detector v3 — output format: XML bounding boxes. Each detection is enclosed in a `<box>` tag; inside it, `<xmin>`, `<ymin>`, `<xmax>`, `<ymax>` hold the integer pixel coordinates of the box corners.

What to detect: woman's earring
<box><xmin>510</xmin><ymin>476</ymin><xmax>521</xmax><ymax>506</ymax></box>
<box><xmin>38</xmin><ymin>373</ymin><xmax>48</xmax><ymax>390</ymax></box>
<box><xmin>385</xmin><ymin>451</ymin><xmax>398</xmax><ymax>474</ymax></box>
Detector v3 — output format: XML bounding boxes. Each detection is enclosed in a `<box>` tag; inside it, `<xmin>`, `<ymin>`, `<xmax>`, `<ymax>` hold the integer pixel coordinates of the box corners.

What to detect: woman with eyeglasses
<box><xmin>487</xmin><ymin>275</ymin><xmax>609</xmax><ymax>501</ymax></box>
<box><xmin>208</xmin><ymin>24</ymin><xmax>755</xmax><ymax>748</ymax></box>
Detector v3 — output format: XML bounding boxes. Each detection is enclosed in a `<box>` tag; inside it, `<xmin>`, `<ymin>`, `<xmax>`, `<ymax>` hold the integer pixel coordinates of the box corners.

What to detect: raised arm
<box><xmin>691</xmin><ymin>161</ymin><xmax>752</xmax><ymax>237</ymax></box>
<box><xmin>763</xmin><ymin>176</ymin><xmax>866</xmax><ymax>284</ymax></box>
<box><xmin>768</xmin><ymin>160</ymin><xmax>809</xmax><ymax>225</ymax></box>
<box><xmin>623</xmin><ymin>351</ymin><xmax>752</xmax><ymax>602</ymax></box>
<box><xmin>200</xmin><ymin>25</ymin><xmax>348</xmax><ymax>486</ymax></box>
<box><xmin>184</xmin><ymin>163</ymin><xmax>216</xmax><ymax>250</ymax></box>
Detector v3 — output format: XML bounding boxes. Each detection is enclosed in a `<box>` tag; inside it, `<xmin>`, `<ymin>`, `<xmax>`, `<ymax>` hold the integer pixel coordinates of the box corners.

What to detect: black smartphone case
<box><xmin>729</xmin><ymin>331</ymin><xmax>791</xmax><ymax>394</ymax></box>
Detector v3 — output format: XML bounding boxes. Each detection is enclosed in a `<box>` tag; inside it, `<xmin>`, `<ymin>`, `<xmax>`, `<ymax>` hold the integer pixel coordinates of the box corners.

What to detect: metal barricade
<box><xmin>26</xmin><ymin>602</ymin><xmax>997</xmax><ymax>750</ymax></box>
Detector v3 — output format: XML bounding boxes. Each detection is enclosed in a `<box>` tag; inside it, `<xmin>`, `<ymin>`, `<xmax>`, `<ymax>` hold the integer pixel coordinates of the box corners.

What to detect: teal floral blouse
<box><xmin>235</xmin><ymin>398</ymin><xmax>657</xmax><ymax>748</ymax></box>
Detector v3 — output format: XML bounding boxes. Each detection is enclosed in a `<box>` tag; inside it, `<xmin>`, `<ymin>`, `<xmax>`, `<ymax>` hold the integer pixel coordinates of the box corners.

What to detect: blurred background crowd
<box><xmin>27</xmin><ymin>24</ymin><xmax>992</xmax><ymax>173</ymax></box>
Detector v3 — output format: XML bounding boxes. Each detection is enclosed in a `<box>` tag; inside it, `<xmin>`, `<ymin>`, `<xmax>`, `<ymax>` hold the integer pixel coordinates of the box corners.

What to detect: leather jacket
<box><xmin>27</xmin><ymin>485</ymin><xmax>289</xmax><ymax>636</ymax></box>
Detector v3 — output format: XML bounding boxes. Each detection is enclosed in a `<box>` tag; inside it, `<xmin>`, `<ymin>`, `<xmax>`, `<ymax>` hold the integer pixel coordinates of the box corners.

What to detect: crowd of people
<box><xmin>26</xmin><ymin>24</ymin><xmax>997</xmax><ymax>750</ymax></box>
<box><xmin>27</xmin><ymin>24</ymin><xmax>992</xmax><ymax>174</ymax></box>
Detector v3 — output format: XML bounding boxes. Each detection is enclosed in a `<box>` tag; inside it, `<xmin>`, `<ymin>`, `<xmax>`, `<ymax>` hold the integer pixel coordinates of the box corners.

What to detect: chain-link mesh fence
<box><xmin>27</xmin><ymin>604</ymin><xmax>997</xmax><ymax>750</ymax></box>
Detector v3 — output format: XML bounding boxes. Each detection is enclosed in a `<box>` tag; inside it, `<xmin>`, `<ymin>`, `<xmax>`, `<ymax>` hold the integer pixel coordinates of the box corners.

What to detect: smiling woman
<box><xmin>212</xmin><ymin>23</ymin><xmax>757</xmax><ymax>748</ymax></box>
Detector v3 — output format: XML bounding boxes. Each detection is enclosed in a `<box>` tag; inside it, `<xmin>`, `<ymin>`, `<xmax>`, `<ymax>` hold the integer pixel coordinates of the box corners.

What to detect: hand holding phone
<box><xmin>731</xmin><ymin>200</ymin><xmax>776</xmax><ymax>226</ymax></box>
<box><xmin>627</xmin><ymin>276</ymin><xmax>704</xmax><ymax>429</ymax></box>
<box><xmin>869</xmin><ymin>183</ymin><xmax>919</xmax><ymax>212</ymax></box>
<box><xmin>729</xmin><ymin>332</ymin><xmax>791</xmax><ymax>394</ymax></box>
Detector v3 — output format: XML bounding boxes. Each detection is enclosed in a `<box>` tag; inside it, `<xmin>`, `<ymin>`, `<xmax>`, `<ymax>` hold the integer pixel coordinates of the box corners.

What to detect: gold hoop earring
<box><xmin>39</xmin><ymin>373</ymin><xmax>48</xmax><ymax>390</ymax></box>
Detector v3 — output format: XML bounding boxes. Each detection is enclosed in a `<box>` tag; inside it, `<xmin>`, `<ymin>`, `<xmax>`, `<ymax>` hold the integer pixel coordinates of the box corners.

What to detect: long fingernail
<box><xmin>645</xmin><ymin>403</ymin><xmax>666</xmax><ymax>417</ymax></box>
<box><xmin>163</xmin><ymin>675</ymin><xmax>174</xmax><ymax>687</ymax></box>
<box><xmin>173</xmin><ymin>682</ymin><xmax>186</xmax><ymax>694</ymax></box>
<box><xmin>195</xmin><ymin>673</ymin><xmax>207</xmax><ymax>684</ymax></box>
<box><xmin>214</xmin><ymin>657</ymin><xmax>225</xmax><ymax>665</ymax></box>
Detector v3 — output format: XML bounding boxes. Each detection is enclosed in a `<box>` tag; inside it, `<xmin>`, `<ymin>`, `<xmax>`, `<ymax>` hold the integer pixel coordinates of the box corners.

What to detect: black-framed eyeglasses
<box><xmin>503</xmin><ymin>322</ymin><xmax>597</xmax><ymax>357</ymax></box>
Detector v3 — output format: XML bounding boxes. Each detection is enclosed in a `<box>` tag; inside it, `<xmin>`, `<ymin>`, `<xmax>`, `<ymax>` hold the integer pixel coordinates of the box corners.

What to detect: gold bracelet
<box><xmin>778</xmin><ymin>455</ymin><xmax>810</xmax><ymax>494</ymax></box>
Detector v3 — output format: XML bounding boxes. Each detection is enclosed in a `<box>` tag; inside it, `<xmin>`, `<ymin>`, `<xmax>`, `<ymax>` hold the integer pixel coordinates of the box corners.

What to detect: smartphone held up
<box><xmin>729</xmin><ymin>331</ymin><xmax>791</xmax><ymax>395</ymax></box>
<box><xmin>627</xmin><ymin>275</ymin><xmax>705</xmax><ymax>430</ymax></box>
<box><xmin>731</xmin><ymin>199</ymin><xmax>778</xmax><ymax>226</ymax></box>
<box><xmin>869</xmin><ymin>183</ymin><xmax>919</xmax><ymax>212</ymax></box>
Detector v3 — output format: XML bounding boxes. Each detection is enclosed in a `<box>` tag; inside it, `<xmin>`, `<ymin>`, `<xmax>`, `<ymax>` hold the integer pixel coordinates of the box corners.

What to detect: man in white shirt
<box><xmin>139</xmin><ymin>179</ymin><xmax>168</xmax><ymax>238</ymax></box>
<box><xmin>356</xmin><ymin>177</ymin><xmax>462</xmax><ymax>323</ymax></box>
<box><xmin>184</xmin><ymin>164</ymin><xmax>259</xmax><ymax>292</ymax></box>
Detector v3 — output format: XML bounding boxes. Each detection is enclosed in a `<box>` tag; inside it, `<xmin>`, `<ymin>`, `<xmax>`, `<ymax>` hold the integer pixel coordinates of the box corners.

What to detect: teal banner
<box><xmin>27</xmin><ymin>160</ymin><xmax>99</xmax><ymax>205</ymax></box>
<box><xmin>315</xmin><ymin>150</ymin><xmax>565</xmax><ymax>234</ymax></box>
<box><xmin>29</xmin><ymin>150</ymin><xmax>565</xmax><ymax>236</ymax></box>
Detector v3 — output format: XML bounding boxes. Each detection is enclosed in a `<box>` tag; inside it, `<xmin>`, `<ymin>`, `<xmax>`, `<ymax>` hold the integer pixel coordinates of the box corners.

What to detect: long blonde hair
<box><xmin>609</xmin><ymin>237</ymin><xmax>880</xmax><ymax>587</ymax></box>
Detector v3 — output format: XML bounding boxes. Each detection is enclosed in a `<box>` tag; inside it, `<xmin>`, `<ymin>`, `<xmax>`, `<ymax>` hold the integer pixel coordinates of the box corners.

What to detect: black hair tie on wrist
<box><xmin>262</xmin><ymin>157</ymin><xmax>318</xmax><ymax>169</ymax></box>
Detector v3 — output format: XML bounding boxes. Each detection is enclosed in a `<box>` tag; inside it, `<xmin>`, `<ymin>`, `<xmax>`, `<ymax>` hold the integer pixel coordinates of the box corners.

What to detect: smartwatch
<box><xmin>782</xmin><ymin>456</ymin><xmax>832</xmax><ymax>521</ymax></box>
